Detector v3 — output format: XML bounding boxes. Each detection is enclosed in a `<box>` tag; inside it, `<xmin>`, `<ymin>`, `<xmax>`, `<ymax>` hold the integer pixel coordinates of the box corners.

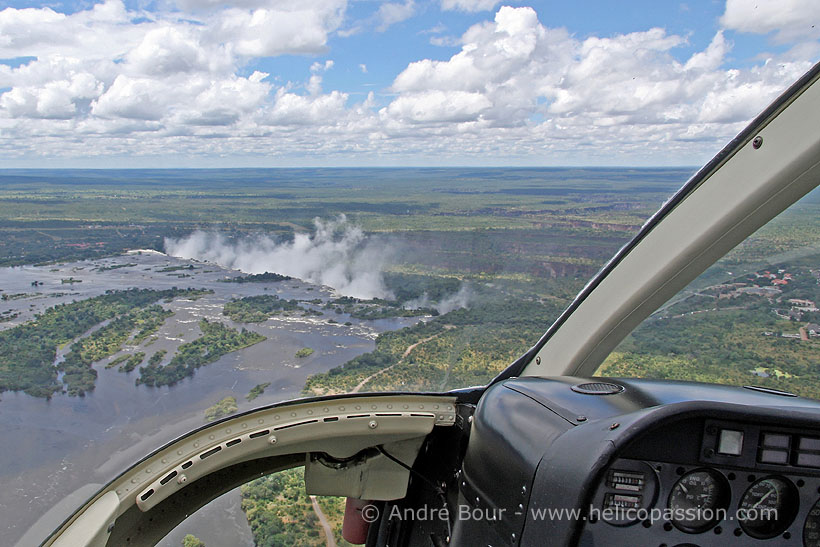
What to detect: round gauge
<box><xmin>668</xmin><ymin>469</ymin><xmax>730</xmax><ymax>533</ymax></box>
<box><xmin>738</xmin><ymin>476</ymin><xmax>798</xmax><ymax>539</ymax></box>
<box><xmin>804</xmin><ymin>498</ymin><xmax>820</xmax><ymax>547</ymax></box>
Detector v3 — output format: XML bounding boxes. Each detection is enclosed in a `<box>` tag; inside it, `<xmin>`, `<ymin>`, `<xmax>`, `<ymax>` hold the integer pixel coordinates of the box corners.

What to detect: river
<box><xmin>0</xmin><ymin>252</ymin><xmax>421</xmax><ymax>546</ymax></box>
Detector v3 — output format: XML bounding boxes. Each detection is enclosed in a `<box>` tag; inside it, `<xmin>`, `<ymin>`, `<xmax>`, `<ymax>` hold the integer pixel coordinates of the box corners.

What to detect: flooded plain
<box><xmin>0</xmin><ymin>252</ymin><xmax>420</xmax><ymax>546</ymax></box>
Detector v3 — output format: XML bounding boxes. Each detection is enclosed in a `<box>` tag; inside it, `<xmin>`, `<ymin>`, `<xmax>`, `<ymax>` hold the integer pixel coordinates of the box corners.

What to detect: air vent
<box><xmin>571</xmin><ymin>382</ymin><xmax>624</xmax><ymax>395</ymax></box>
<box><xmin>743</xmin><ymin>385</ymin><xmax>797</xmax><ymax>397</ymax></box>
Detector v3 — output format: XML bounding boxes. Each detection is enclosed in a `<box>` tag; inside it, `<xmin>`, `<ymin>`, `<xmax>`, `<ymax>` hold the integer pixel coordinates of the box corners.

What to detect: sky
<box><xmin>0</xmin><ymin>0</ymin><xmax>818</xmax><ymax>168</ymax></box>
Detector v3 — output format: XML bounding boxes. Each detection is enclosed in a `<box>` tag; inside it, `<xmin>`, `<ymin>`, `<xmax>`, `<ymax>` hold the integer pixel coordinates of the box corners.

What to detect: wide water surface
<box><xmin>0</xmin><ymin>252</ymin><xmax>420</xmax><ymax>545</ymax></box>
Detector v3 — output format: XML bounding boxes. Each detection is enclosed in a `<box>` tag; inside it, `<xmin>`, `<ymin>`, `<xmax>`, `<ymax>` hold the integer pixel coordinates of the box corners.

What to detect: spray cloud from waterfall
<box><xmin>165</xmin><ymin>215</ymin><xmax>473</xmax><ymax>312</ymax></box>
<box><xmin>404</xmin><ymin>284</ymin><xmax>474</xmax><ymax>315</ymax></box>
<box><xmin>164</xmin><ymin>216</ymin><xmax>391</xmax><ymax>300</ymax></box>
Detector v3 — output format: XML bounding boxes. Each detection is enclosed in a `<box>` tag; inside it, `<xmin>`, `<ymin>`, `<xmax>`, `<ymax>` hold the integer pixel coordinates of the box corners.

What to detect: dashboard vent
<box><xmin>743</xmin><ymin>385</ymin><xmax>797</xmax><ymax>397</ymax></box>
<box><xmin>571</xmin><ymin>382</ymin><xmax>625</xmax><ymax>395</ymax></box>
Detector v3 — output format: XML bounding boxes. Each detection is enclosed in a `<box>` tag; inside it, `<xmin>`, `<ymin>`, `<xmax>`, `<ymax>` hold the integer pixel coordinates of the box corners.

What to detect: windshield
<box><xmin>599</xmin><ymin>185</ymin><xmax>820</xmax><ymax>398</ymax></box>
<box><xmin>1</xmin><ymin>1</ymin><xmax>818</xmax><ymax>546</ymax></box>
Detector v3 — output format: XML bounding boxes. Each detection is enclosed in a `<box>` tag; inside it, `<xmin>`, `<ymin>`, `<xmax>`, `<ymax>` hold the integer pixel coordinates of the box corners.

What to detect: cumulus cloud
<box><xmin>1</xmin><ymin>1</ymin><xmax>818</xmax><ymax>165</ymax></box>
<box><xmin>164</xmin><ymin>216</ymin><xmax>391</xmax><ymax>299</ymax></box>
<box><xmin>721</xmin><ymin>0</ymin><xmax>820</xmax><ymax>43</ymax></box>
<box><xmin>0</xmin><ymin>0</ymin><xmax>347</xmax><ymax>146</ymax></box>
<box><xmin>213</xmin><ymin>3</ymin><xmax>344</xmax><ymax>57</ymax></box>
<box><xmin>376</xmin><ymin>4</ymin><xmax>815</xmax><ymax>159</ymax></box>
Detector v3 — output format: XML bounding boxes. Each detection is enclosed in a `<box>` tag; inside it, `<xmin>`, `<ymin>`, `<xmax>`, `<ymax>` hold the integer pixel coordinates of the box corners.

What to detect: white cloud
<box><xmin>379</xmin><ymin>4</ymin><xmax>814</xmax><ymax>152</ymax></box>
<box><xmin>440</xmin><ymin>0</ymin><xmax>500</xmax><ymax>13</ymax></box>
<box><xmin>376</xmin><ymin>0</ymin><xmax>415</xmax><ymax>32</ymax></box>
<box><xmin>311</xmin><ymin>60</ymin><xmax>335</xmax><ymax>73</ymax></box>
<box><xmin>91</xmin><ymin>76</ymin><xmax>170</xmax><ymax>120</ymax></box>
<box><xmin>213</xmin><ymin>3</ymin><xmax>344</xmax><ymax>57</ymax></box>
<box><xmin>382</xmin><ymin>90</ymin><xmax>492</xmax><ymax>123</ymax></box>
<box><xmin>429</xmin><ymin>35</ymin><xmax>461</xmax><ymax>47</ymax></box>
<box><xmin>0</xmin><ymin>2</ymin><xmax>818</xmax><ymax>166</ymax></box>
<box><xmin>721</xmin><ymin>0</ymin><xmax>820</xmax><ymax>42</ymax></box>
<box><xmin>267</xmin><ymin>88</ymin><xmax>349</xmax><ymax>125</ymax></box>
<box><xmin>126</xmin><ymin>26</ymin><xmax>227</xmax><ymax>77</ymax></box>
<box><xmin>0</xmin><ymin>0</ymin><xmax>346</xmax><ymax>134</ymax></box>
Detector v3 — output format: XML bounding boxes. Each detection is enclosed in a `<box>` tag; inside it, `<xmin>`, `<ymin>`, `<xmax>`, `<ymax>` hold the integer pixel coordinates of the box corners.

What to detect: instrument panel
<box><xmin>584</xmin><ymin>420</ymin><xmax>820</xmax><ymax>546</ymax></box>
<box><xmin>449</xmin><ymin>377</ymin><xmax>820</xmax><ymax>547</ymax></box>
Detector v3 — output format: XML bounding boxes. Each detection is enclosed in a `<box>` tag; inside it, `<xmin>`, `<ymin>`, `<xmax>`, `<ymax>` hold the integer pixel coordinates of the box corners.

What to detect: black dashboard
<box><xmin>586</xmin><ymin>418</ymin><xmax>820</xmax><ymax>546</ymax></box>
<box><xmin>399</xmin><ymin>376</ymin><xmax>820</xmax><ymax>547</ymax></box>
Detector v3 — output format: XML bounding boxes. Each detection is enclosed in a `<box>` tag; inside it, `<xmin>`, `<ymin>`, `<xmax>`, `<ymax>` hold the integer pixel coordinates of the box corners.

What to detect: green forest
<box><xmin>4</xmin><ymin>169</ymin><xmax>820</xmax><ymax>546</ymax></box>
<box><xmin>223</xmin><ymin>272</ymin><xmax>292</xmax><ymax>283</ymax></box>
<box><xmin>241</xmin><ymin>468</ymin><xmax>351</xmax><ymax>547</ymax></box>
<box><xmin>599</xmin><ymin>260</ymin><xmax>820</xmax><ymax>399</ymax></box>
<box><xmin>204</xmin><ymin>396</ymin><xmax>238</xmax><ymax>422</ymax></box>
<box><xmin>223</xmin><ymin>295</ymin><xmax>308</xmax><ymax>323</ymax></box>
<box><xmin>137</xmin><ymin>319</ymin><xmax>266</xmax><ymax>387</ymax></box>
<box><xmin>0</xmin><ymin>288</ymin><xmax>207</xmax><ymax>398</ymax></box>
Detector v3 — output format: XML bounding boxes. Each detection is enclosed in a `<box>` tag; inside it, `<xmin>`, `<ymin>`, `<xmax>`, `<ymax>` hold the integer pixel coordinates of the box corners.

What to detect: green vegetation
<box><xmin>119</xmin><ymin>352</ymin><xmax>145</xmax><ymax>373</ymax></box>
<box><xmin>599</xmin><ymin>260</ymin><xmax>820</xmax><ymax>400</ymax></box>
<box><xmin>137</xmin><ymin>319</ymin><xmax>266</xmax><ymax>387</ymax></box>
<box><xmin>10</xmin><ymin>170</ymin><xmax>820</xmax><ymax>546</ymax></box>
<box><xmin>315</xmin><ymin>495</ymin><xmax>352</xmax><ymax>547</ymax></box>
<box><xmin>204</xmin><ymin>396</ymin><xmax>238</xmax><ymax>422</ymax></box>
<box><xmin>105</xmin><ymin>354</ymin><xmax>130</xmax><ymax>370</ymax></box>
<box><xmin>158</xmin><ymin>265</ymin><xmax>195</xmax><ymax>272</ymax></box>
<box><xmin>59</xmin><ymin>304</ymin><xmax>177</xmax><ymax>394</ymax></box>
<box><xmin>0</xmin><ymin>312</ymin><xmax>18</xmax><ymax>323</ymax></box>
<box><xmin>0</xmin><ymin>168</ymin><xmax>679</xmax><ymax>271</ymax></box>
<box><xmin>318</xmin><ymin>274</ymin><xmax>471</xmax><ymax>320</ymax></box>
<box><xmin>147</xmin><ymin>349</ymin><xmax>167</xmax><ymax>368</ymax></box>
<box><xmin>96</xmin><ymin>262</ymin><xmax>137</xmax><ymax>271</ymax></box>
<box><xmin>246</xmin><ymin>382</ymin><xmax>271</xmax><ymax>401</ymax></box>
<box><xmin>132</xmin><ymin>308</ymin><xmax>174</xmax><ymax>344</ymax></box>
<box><xmin>305</xmin><ymin>288</ymin><xmax>566</xmax><ymax>395</ymax></box>
<box><xmin>223</xmin><ymin>295</ymin><xmax>306</xmax><ymax>323</ymax></box>
<box><xmin>182</xmin><ymin>534</ymin><xmax>205</xmax><ymax>547</ymax></box>
<box><xmin>1</xmin><ymin>293</ymin><xmax>32</xmax><ymax>301</ymax></box>
<box><xmin>383</xmin><ymin>272</ymin><xmax>462</xmax><ymax>303</ymax></box>
<box><xmin>0</xmin><ymin>288</ymin><xmax>208</xmax><ymax>398</ymax></box>
<box><xmin>241</xmin><ymin>468</ymin><xmax>352</xmax><ymax>547</ymax></box>
<box><xmin>324</xmin><ymin>296</ymin><xmax>436</xmax><ymax>320</ymax></box>
<box><xmin>295</xmin><ymin>348</ymin><xmax>314</xmax><ymax>358</ymax></box>
<box><xmin>223</xmin><ymin>272</ymin><xmax>292</xmax><ymax>283</ymax></box>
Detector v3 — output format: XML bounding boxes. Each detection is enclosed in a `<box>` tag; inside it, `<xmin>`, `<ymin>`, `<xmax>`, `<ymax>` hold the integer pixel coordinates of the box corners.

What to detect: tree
<box><xmin>182</xmin><ymin>534</ymin><xmax>205</xmax><ymax>547</ymax></box>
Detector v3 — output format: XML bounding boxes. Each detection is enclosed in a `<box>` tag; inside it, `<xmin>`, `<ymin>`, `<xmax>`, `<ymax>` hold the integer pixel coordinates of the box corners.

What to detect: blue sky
<box><xmin>0</xmin><ymin>0</ymin><xmax>818</xmax><ymax>167</ymax></box>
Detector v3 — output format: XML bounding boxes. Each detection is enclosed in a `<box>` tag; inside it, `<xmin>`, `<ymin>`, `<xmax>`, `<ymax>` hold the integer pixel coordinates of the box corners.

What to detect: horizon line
<box><xmin>0</xmin><ymin>165</ymin><xmax>700</xmax><ymax>171</ymax></box>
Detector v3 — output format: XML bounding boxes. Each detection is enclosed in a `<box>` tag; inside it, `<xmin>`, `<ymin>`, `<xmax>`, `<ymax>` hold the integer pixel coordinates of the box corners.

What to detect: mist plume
<box><xmin>404</xmin><ymin>284</ymin><xmax>473</xmax><ymax>314</ymax></box>
<box><xmin>164</xmin><ymin>216</ymin><xmax>391</xmax><ymax>299</ymax></box>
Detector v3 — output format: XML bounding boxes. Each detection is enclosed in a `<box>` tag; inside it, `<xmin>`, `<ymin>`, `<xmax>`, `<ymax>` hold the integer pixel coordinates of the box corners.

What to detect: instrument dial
<box><xmin>738</xmin><ymin>476</ymin><xmax>798</xmax><ymax>539</ymax></box>
<box><xmin>668</xmin><ymin>469</ymin><xmax>730</xmax><ymax>533</ymax></box>
<box><xmin>804</xmin><ymin>498</ymin><xmax>820</xmax><ymax>547</ymax></box>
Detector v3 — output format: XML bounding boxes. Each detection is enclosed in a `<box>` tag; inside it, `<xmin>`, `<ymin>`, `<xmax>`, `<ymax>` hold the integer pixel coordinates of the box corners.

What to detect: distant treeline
<box><xmin>222</xmin><ymin>271</ymin><xmax>292</xmax><ymax>283</ymax></box>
